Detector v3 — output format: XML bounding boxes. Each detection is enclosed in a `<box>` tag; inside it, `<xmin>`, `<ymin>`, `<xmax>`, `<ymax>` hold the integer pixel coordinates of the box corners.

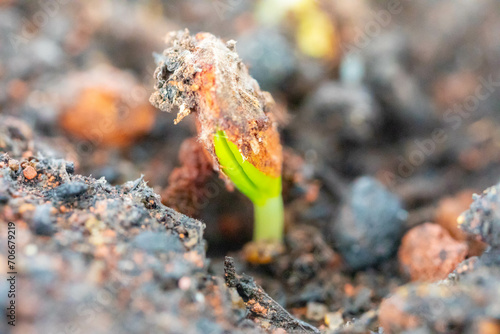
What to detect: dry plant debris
<box><xmin>224</xmin><ymin>256</ymin><xmax>320</xmax><ymax>333</ymax></box>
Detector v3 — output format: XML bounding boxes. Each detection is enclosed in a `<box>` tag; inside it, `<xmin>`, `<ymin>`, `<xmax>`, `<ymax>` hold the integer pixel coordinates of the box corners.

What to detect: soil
<box><xmin>2</xmin><ymin>1</ymin><xmax>500</xmax><ymax>333</ymax></box>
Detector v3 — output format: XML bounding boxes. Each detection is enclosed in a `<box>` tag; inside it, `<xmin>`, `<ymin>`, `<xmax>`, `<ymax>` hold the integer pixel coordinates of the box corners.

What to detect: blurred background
<box><xmin>2</xmin><ymin>0</ymin><xmax>500</xmax><ymax>254</ymax></box>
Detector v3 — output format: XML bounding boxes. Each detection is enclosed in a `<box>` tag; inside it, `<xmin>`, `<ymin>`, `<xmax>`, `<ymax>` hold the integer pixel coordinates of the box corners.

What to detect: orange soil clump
<box><xmin>398</xmin><ymin>223</ymin><xmax>468</xmax><ymax>282</ymax></box>
<box><xmin>60</xmin><ymin>87</ymin><xmax>155</xmax><ymax>148</ymax></box>
<box><xmin>162</xmin><ymin>137</ymin><xmax>214</xmax><ymax>217</ymax></box>
<box><xmin>23</xmin><ymin>165</ymin><xmax>37</xmax><ymax>180</ymax></box>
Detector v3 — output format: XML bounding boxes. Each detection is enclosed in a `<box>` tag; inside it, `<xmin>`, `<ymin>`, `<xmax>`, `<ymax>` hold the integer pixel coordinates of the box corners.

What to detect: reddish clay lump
<box><xmin>398</xmin><ymin>223</ymin><xmax>467</xmax><ymax>281</ymax></box>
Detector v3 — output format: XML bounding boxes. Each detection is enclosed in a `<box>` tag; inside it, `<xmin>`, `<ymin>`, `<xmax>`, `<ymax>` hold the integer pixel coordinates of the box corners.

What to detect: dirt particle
<box><xmin>379</xmin><ymin>290</ymin><xmax>421</xmax><ymax>333</ymax></box>
<box><xmin>23</xmin><ymin>166</ymin><xmax>37</xmax><ymax>180</ymax></box>
<box><xmin>251</xmin><ymin>301</ymin><xmax>268</xmax><ymax>315</ymax></box>
<box><xmin>306</xmin><ymin>302</ymin><xmax>327</xmax><ymax>322</ymax></box>
<box><xmin>178</xmin><ymin>276</ymin><xmax>191</xmax><ymax>291</ymax></box>
<box><xmin>324</xmin><ymin>312</ymin><xmax>343</xmax><ymax>331</ymax></box>
<box><xmin>8</xmin><ymin>159</ymin><xmax>19</xmax><ymax>171</ymax></box>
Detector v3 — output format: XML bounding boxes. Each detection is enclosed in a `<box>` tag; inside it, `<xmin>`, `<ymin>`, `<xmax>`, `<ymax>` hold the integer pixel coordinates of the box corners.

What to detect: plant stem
<box><xmin>253</xmin><ymin>194</ymin><xmax>284</xmax><ymax>242</ymax></box>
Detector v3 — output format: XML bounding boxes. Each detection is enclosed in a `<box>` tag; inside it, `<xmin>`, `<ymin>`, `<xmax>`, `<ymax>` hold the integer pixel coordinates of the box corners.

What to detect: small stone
<box><xmin>331</xmin><ymin>177</ymin><xmax>407</xmax><ymax>269</ymax></box>
<box><xmin>325</xmin><ymin>312</ymin><xmax>343</xmax><ymax>330</ymax></box>
<box><xmin>23</xmin><ymin>165</ymin><xmax>37</xmax><ymax>180</ymax></box>
<box><xmin>305</xmin><ymin>302</ymin><xmax>328</xmax><ymax>322</ymax></box>
<box><xmin>8</xmin><ymin>159</ymin><xmax>19</xmax><ymax>171</ymax></box>
<box><xmin>65</xmin><ymin>162</ymin><xmax>75</xmax><ymax>174</ymax></box>
<box><xmin>178</xmin><ymin>276</ymin><xmax>191</xmax><ymax>291</ymax></box>
<box><xmin>398</xmin><ymin>223</ymin><xmax>468</xmax><ymax>281</ymax></box>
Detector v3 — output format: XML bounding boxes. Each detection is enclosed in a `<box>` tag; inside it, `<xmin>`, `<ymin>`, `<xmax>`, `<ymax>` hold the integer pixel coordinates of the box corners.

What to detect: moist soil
<box><xmin>2</xmin><ymin>1</ymin><xmax>500</xmax><ymax>333</ymax></box>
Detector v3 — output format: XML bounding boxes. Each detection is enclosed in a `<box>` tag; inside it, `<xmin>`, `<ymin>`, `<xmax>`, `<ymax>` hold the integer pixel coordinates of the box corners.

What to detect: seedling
<box><xmin>150</xmin><ymin>30</ymin><xmax>285</xmax><ymax>242</ymax></box>
<box><xmin>214</xmin><ymin>130</ymin><xmax>283</xmax><ymax>241</ymax></box>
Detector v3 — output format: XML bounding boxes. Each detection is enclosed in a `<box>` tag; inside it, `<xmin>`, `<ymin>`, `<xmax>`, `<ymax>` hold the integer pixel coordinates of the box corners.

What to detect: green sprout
<box><xmin>214</xmin><ymin>130</ymin><xmax>284</xmax><ymax>242</ymax></box>
<box><xmin>149</xmin><ymin>30</ymin><xmax>285</xmax><ymax>246</ymax></box>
